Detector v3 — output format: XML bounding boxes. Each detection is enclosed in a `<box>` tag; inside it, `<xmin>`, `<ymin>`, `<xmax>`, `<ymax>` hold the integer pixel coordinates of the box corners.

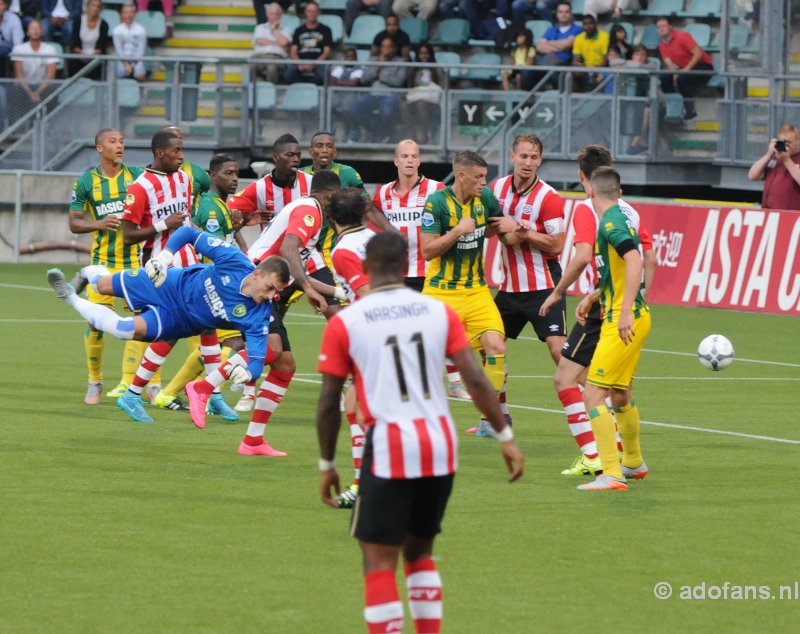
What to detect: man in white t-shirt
<box><xmin>10</xmin><ymin>19</ymin><xmax>58</xmax><ymax>122</ymax></box>
<box><xmin>250</xmin><ymin>2</ymin><xmax>293</xmax><ymax>84</ymax></box>
<box><xmin>112</xmin><ymin>1</ymin><xmax>146</xmax><ymax>80</ymax></box>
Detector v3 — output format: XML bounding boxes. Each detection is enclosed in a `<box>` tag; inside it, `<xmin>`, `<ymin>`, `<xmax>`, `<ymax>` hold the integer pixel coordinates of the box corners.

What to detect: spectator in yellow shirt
<box><xmin>572</xmin><ymin>12</ymin><xmax>609</xmax><ymax>91</ymax></box>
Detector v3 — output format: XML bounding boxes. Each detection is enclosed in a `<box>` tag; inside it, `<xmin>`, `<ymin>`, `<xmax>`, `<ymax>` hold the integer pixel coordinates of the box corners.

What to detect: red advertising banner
<box><xmin>485</xmin><ymin>197</ymin><xmax>800</xmax><ymax>315</ymax></box>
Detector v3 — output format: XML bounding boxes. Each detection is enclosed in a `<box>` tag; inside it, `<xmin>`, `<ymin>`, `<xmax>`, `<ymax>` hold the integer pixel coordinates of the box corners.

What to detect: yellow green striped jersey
<box><xmin>301</xmin><ymin>161</ymin><xmax>365</xmax><ymax>267</ymax></box>
<box><xmin>595</xmin><ymin>204</ymin><xmax>647</xmax><ymax>323</ymax></box>
<box><xmin>70</xmin><ymin>163</ymin><xmax>143</xmax><ymax>268</ymax></box>
<box><xmin>181</xmin><ymin>160</ymin><xmax>212</xmax><ymax>212</ymax></box>
<box><xmin>193</xmin><ymin>191</ymin><xmax>237</xmax><ymax>263</ymax></box>
<box><xmin>421</xmin><ymin>186</ymin><xmax>502</xmax><ymax>290</ymax></box>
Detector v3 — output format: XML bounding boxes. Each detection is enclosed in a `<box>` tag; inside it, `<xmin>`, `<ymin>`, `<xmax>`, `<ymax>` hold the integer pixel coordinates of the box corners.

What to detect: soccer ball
<box><xmin>697</xmin><ymin>334</ymin><xmax>735</xmax><ymax>371</ymax></box>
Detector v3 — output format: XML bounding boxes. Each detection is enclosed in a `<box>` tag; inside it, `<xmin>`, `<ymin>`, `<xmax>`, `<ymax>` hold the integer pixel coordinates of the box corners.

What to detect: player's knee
<box><xmin>272</xmin><ymin>352</ymin><xmax>296</xmax><ymax>374</ymax></box>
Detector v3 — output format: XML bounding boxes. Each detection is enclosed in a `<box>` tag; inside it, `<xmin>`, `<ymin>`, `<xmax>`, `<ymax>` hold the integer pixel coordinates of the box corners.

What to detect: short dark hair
<box><xmin>310</xmin><ymin>169</ymin><xmax>341</xmax><ymax>193</ymax></box>
<box><xmin>590</xmin><ymin>166</ymin><xmax>621</xmax><ymax>198</ymax></box>
<box><xmin>328</xmin><ymin>188</ymin><xmax>366</xmax><ymax>227</ymax></box>
<box><xmin>258</xmin><ymin>255</ymin><xmax>291</xmax><ymax>285</ymax></box>
<box><xmin>365</xmin><ymin>231</ymin><xmax>407</xmax><ymax>277</ymax></box>
<box><xmin>151</xmin><ymin>129</ymin><xmax>180</xmax><ymax>153</ymax></box>
<box><xmin>453</xmin><ymin>150</ymin><xmax>488</xmax><ymax>171</ymax></box>
<box><xmin>577</xmin><ymin>144</ymin><xmax>611</xmax><ymax>180</ymax></box>
<box><xmin>95</xmin><ymin>128</ymin><xmax>119</xmax><ymax>146</ymax></box>
<box><xmin>209</xmin><ymin>153</ymin><xmax>236</xmax><ymax>173</ymax></box>
<box><xmin>273</xmin><ymin>133</ymin><xmax>299</xmax><ymax>153</ymax></box>
<box><xmin>310</xmin><ymin>130</ymin><xmax>335</xmax><ymax>145</ymax></box>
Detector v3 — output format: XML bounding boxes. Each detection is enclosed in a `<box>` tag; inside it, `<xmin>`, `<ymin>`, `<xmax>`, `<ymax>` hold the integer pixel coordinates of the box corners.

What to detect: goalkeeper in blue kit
<box><xmin>47</xmin><ymin>227</ymin><xmax>290</xmax><ymax>423</ymax></box>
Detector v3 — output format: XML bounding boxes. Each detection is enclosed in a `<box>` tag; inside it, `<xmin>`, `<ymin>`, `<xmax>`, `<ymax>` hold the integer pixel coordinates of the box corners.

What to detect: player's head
<box><xmin>160</xmin><ymin>125</ymin><xmax>184</xmax><ymax>140</ymax></box>
<box><xmin>576</xmin><ymin>144</ymin><xmax>611</xmax><ymax>188</ymax></box>
<box><xmin>453</xmin><ymin>150</ymin><xmax>488</xmax><ymax>199</ymax></box>
<box><xmin>95</xmin><ymin>128</ymin><xmax>124</xmax><ymax>164</ymax></box>
<box><xmin>394</xmin><ymin>139</ymin><xmax>420</xmax><ymax>178</ymax></box>
<box><xmin>310</xmin><ymin>169</ymin><xmax>342</xmax><ymax>209</ymax></box>
<box><xmin>209</xmin><ymin>153</ymin><xmax>239</xmax><ymax>196</ymax></box>
<box><xmin>327</xmin><ymin>187</ymin><xmax>366</xmax><ymax>230</ymax></box>
<box><xmin>250</xmin><ymin>255</ymin><xmax>291</xmax><ymax>303</ymax></box>
<box><xmin>510</xmin><ymin>134</ymin><xmax>543</xmax><ymax>181</ymax></box>
<box><xmin>309</xmin><ymin>131</ymin><xmax>336</xmax><ymax>169</ymax></box>
<box><xmin>150</xmin><ymin>129</ymin><xmax>183</xmax><ymax>173</ymax></box>
<box><xmin>588</xmin><ymin>166</ymin><xmax>621</xmax><ymax>205</ymax></box>
<box><xmin>364</xmin><ymin>231</ymin><xmax>408</xmax><ymax>283</ymax></box>
<box><xmin>272</xmin><ymin>133</ymin><xmax>301</xmax><ymax>175</ymax></box>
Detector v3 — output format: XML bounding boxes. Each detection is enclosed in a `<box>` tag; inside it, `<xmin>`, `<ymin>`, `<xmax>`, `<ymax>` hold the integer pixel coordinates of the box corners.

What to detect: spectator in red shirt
<box><xmin>656</xmin><ymin>16</ymin><xmax>713</xmax><ymax>120</ymax></box>
<box><xmin>747</xmin><ymin>123</ymin><xmax>800</xmax><ymax>211</ymax></box>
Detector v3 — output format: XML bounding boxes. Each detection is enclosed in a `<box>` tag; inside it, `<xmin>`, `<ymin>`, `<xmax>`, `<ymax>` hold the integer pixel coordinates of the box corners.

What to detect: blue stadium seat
<box><xmin>117</xmin><ymin>78</ymin><xmax>140</xmax><ymax>108</ymax></box>
<box><xmin>60</xmin><ymin>78</ymin><xmax>94</xmax><ymax>105</ymax></box>
<box><xmin>680</xmin><ymin>0</ymin><xmax>722</xmax><ymax>17</ymax></box>
<box><xmin>135</xmin><ymin>10</ymin><xmax>166</xmax><ymax>39</ymax></box>
<box><xmin>100</xmin><ymin>8</ymin><xmax>120</xmax><ymax>30</ymax></box>
<box><xmin>319</xmin><ymin>0</ymin><xmax>347</xmax><ymax>10</ymax></box>
<box><xmin>664</xmin><ymin>93</ymin><xmax>684</xmax><ymax>122</ymax></box>
<box><xmin>707</xmin><ymin>55</ymin><xmax>725</xmax><ymax>89</ymax></box>
<box><xmin>401</xmin><ymin>17</ymin><xmax>428</xmax><ymax>45</ymax></box>
<box><xmin>525</xmin><ymin>20</ymin><xmax>551</xmax><ymax>44</ymax></box>
<box><xmin>319</xmin><ymin>14</ymin><xmax>344</xmax><ymax>44</ymax></box>
<box><xmin>344</xmin><ymin>15</ymin><xmax>385</xmax><ymax>46</ymax></box>
<box><xmin>282</xmin><ymin>14</ymin><xmax>301</xmax><ymax>33</ymax></box>
<box><xmin>684</xmin><ymin>23</ymin><xmax>711</xmax><ymax>49</ymax></box>
<box><xmin>50</xmin><ymin>41</ymin><xmax>64</xmax><ymax>72</ymax></box>
<box><xmin>430</xmin><ymin>18</ymin><xmax>470</xmax><ymax>47</ymax></box>
<box><xmin>638</xmin><ymin>0</ymin><xmax>683</xmax><ymax>17</ymax></box>
<box><xmin>459</xmin><ymin>52</ymin><xmax>501</xmax><ymax>82</ymax></box>
<box><xmin>249</xmin><ymin>82</ymin><xmax>277</xmax><ymax>111</ymax></box>
<box><xmin>638</xmin><ymin>23</ymin><xmax>660</xmax><ymax>49</ymax></box>
<box><xmin>571</xmin><ymin>0</ymin><xmax>585</xmax><ymax>15</ymax></box>
<box><xmin>435</xmin><ymin>50</ymin><xmax>462</xmax><ymax>79</ymax></box>
<box><xmin>278</xmin><ymin>83</ymin><xmax>320</xmax><ymax>112</ymax></box>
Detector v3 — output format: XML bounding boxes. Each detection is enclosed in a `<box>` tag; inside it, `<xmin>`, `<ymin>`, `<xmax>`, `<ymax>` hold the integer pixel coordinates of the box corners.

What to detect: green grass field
<box><xmin>2</xmin><ymin>264</ymin><xmax>799</xmax><ymax>632</ymax></box>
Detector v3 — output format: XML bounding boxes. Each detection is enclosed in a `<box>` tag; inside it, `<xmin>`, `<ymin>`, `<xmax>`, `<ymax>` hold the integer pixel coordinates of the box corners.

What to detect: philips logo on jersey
<box><xmin>421</xmin><ymin>212</ymin><xmax>434</xmax><ymax>227</ymax></box>
<box><xmin>387</xmin><ymin>209</ymin><xmax>422</xmax><ymax>224</ymax></box>
<box><xmin>153</xmin><ymin>201</ymin><xmax>190</xmax><ymax>221</ymax></box>
<box><xmin>203</xmin><ymin>278</ymin><xmax>228</xmax><ymax>320</ymax></box>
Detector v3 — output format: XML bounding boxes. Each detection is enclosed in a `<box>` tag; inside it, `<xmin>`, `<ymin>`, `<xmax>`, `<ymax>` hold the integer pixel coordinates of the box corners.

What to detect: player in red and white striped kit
<box><xmin>317</xmin><ymin>231</ymin><xmax>524</xmax><ymax>634</ymax></box>
<box><xmin>539</xmin><ymin>145</ymin><xmax>655</xmax><ymax>476</ymax></box>
<box><xmin>373</xmin><ymin>139</ymin><xmax>471</xmax><ymax>401</ymax></box>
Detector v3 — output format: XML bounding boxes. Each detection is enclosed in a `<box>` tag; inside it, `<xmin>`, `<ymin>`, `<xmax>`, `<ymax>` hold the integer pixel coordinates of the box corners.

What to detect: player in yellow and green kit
<box><xmin>576</xmin><ymin>166</ymin><xmax>652</xmax><ymax>492</ymax></box>
<box><xmin>419</xmin><ymin>150</ymin><xmax>508</xmax><ymax>438</ymax></box>
<box><xmin>68</xmin><ymin>128</ymin><xmax>146</xmax><ymax>405</ymax></box>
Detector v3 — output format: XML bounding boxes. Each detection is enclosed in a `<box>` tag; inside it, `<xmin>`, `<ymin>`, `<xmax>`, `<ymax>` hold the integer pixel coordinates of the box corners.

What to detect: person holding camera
<box><xmin>747</xmin><ymin>123</ymin><xmax>800</xmax><ymax>210</ymax></box>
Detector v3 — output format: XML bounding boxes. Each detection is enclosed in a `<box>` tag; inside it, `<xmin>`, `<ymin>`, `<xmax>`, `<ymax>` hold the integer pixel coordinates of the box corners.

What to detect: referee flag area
<box><xmin>2</xmin><ymin>264</ymin><xmax>798</xmax><ymax>631</ymax></box>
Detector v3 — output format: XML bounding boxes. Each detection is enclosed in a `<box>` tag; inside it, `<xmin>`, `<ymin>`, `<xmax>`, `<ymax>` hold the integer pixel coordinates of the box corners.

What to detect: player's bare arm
<box><xmin>365</xmin><ymin>205</ymin><xmax>396</xmax><ymax>233</ymax></box>
<box><xmin>540</xmin><ymin>241</ymin><xmax>594</xmax><ymax>316</ymax></box>
<box><xmin>316</xmin><ymin>372</ymin><xmax>345</xmax><ymax>507</ymax></box>
<box><xmin>618</xmin><ymin>250</ymin><xmax>643</xmax><ymax>344</ymax></box>
<box><xmin>449</xmin><ymin>346</ymin><xmax>524</xmax><ymax>482</ymax></box>
<box><xmin>576</xmin><ymin>288</ymin><xmax>601</xmax><ymax>326</ymax></box>
<box><xmin>420</xmin><ymin>217</ymin><xmax>476</xmax><ymax>260</ymax></box>
<box><xmin>642</xmin><ymin>247</ymin><xmax>656</xmax><ymax>297</ymax></box>
<box><xmin>279</xmin><ymin>234</ymin><xmax>327</xmax><ymax>312</ymax></box>
<box><xmin>121</xmin><ymin>214</ymin><xmax>187</xmax><ymax>246</ymax></box>
<box><xmin>68</xmin><ymin>209</ymin><xmax>121</xmax><ymax>234</ymax></box>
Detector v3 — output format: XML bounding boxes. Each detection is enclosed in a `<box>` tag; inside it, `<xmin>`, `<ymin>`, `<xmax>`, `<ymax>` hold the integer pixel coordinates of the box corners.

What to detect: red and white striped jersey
<box><xmin>228</xmin><ymin>171</ymin><xmax>312</xmax><ymax>216</ymax></box>
<box><xmin>570</xmin><ymin>196</ymin><xmax>641</xmax><ymax>287</ymax></box>
<box><xmin>373</xmin><ymin>177</ymin><xmax>444</xmax><ymax>278</ymax></box>
<box><xmin>330</xmin><ymin>226</ymin><xmax>375</xmax><ymax>304</ymax></box>
<box><xmin>246</xmin><ymin>196</ymin><xmax>326</xmax><ymax>272</ymax></box>
<box><xmin>318</xmin><ymin>287</ymin><xmax>469</xmax><ymax>479</ymax></box>
<box><xmin>491</xmin><ymin>175</ymin><xmax>565</xmax><ymax>292</ymax></box>
<box><xmin>122</xmin><ymin>168</ymin><xmax>196</xmax><ymax>266</ymax></box>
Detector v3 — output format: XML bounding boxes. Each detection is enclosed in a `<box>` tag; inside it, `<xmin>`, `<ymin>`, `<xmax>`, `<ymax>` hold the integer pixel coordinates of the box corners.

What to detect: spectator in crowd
<box><xmin>609</xmin><ymin>22</ymin><xmax>632</xmax><ymax>59</ymax></box>
<box><xmin>7</xmin><ymin>0</ymin><xmax>40</xmax><ymax>31</ymax></box>
<box><xmin>510</xmin><ymin>0</ymin><xmax>559</xmax><ymax>24</ymax></box>
<box><xmin>455</xmin><ymin>0</ymin><xmax>510</xmax><ymax>40</ymax></box>
<box><xmin>583</xmin><ymin>0</ymin><xmax>640</xmax><ymax>19</ymax></box>
<box><xmin>40</xmin><ymin>0</ymin><xmax>81</xmax><ymax>46</ymax></box>
<box><xmin>536</xmin><ymin>1</ymin><xmax>582</xmax><ymax>66</ymax></box>
<box><xmin>571</xmin><ymin>12</ymin><xmax>608</xmax><ymax>91</ymax></box>
<box><xmin>329</xmin><ymin>47</ymin><xmax>364</xmax><ymax>140</ymax></box>
<box><xmin>391</xmin><ymin>0</ymin><xmax>437</xmax><ymax>22</ymax></box>
<box><xmin>403</xmin><ymin>42</ymin><xmax>443</xmax><ymax>144</ymax></box>
<box><xmin>344</xmin><ymin>0</ymin><xmax>392</xmax><ymax>36</ymax></box>
<box><xmin>67</xmin><ymin>0</ymin><xmax>110</xmax><ymax>78</ymax></box>
<box><xmin>10</xmin><ymin>19</ymin><xmax>58</xmax><ymax>122</ymax></box>
<box><xmin>624</xmin><ymin>44</ymin><xmax>657</xmax><ymax>154</ymax></box>
<box><xmin>285</xmin><ymin>1</ymin><xmax>332</xmax><ymax>85</ymax></box>
<box><xmin>113</xmin><ymin>2</ymin><xmax>147</xmax><ymax>81</ymax></box>
<box><xmin>250</xmin><ymin>1</ymin><xmax>293</xmax><ymax>84</ymax></box>
<box><xmin>747</xmin><ymin>123</ymin><xmax>800</xmax><ymax>210</ymax></box>
<box><xmin>137</xmin><ymin>0</ymin><xmax>173</xmax><ymax>28</ymax></box>
<box><xmin>0</xmin><ymin>0</ymin><xmax>24</xmax><ymax>78</ymax></box>
<box><xmin>349</xmin><ymin>35</ymin><xmax>406</xmax><ymax>142</ymax></box>
<box><xmin>369</xmin><ymin>14</ymin><xmax>410</xmax><ymax>59</ymax></box>
<box><xmin>502</xmin><ymin>27</ymin><xmax>535</xmax><ymax>90</ymax></box>
<box><xmin>656</xmin><ymin>15</ymin><xmax>713</xmax><ymax>120</ymax></box>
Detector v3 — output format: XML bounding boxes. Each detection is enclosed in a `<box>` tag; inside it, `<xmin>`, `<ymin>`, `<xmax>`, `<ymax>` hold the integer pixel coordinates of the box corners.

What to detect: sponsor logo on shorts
<box><xmin>549</xmin><ymin>324</ymin><xmax>559</xmax><ymax>332</ymax></box>
<box><xmin>232</xmin><ymin>304</ymin><xmax>246</xmax><ymax>317</ymax></box>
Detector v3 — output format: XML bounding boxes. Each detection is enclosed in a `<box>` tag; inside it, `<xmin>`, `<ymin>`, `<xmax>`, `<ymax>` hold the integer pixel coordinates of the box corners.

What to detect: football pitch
<box><xmin>2</xmin><ymin>263</ymin><xmax>799</xmax><ymax>632</ymax></box>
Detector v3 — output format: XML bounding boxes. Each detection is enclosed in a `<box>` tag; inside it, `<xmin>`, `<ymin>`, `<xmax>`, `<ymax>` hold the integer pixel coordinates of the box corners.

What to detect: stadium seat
<box><xmin>679</xmin><ymin>0</ymin><xmax>722</xmax><ymax>17</ymax></box>
<box><xmin>100</xmin><ymin>8</ymin><xmax>120</xmax><ymax>30</ymax></box>
<box><xmin>638</xmin><ymin>23</ymin><xmax>660</xmax><ymax>50</ymax></box>
<box><xmin>435</xmin><ymin>50</ymin><xmax>462</xmax><ymax>79</ymax></box>
<box><xmin>707</xmin><ymin>55</ymin><xmax>725</xmax><ymax>89</ymax></box>
<box><xmin>355</xmin><ymin>48</ymin><xmax>370</xmax><ymax>61</ymax></box>
<box><xmin>60</xmin><ymin>77</ymin><xmax>94</xmax><ymax>106</ymax></box>
<box><xmin>430</xmin><ymin>18</ymin><xmax>470</xmax><ymax>47</ymax></box>
<box><xmin>344</xmin><ymin>15</ymin><xmax>385</xmax><ymax>46</ymax></box>
<box><xmin>571</xmin><ymin>0</ymin><xmax>585</xmax><ymax>14</ymax></box>
<box><xmin>664</xmin><ymin>93</ymin><xmax>684</xmax><ymax>122</ymax></box>
<box><xmin>401</xmin><ymin>17</ymin><xmax>428</xmax><ymax>44</ymax></box>
<box><xmin>525</xmin><ymin>20</ymin><xmax>551</xmax><ymax>44</ymax></box>
<box><xmin>135</xmin><ymin>10</ymin><xmax>166</xmax><ymax>40</ymax></box>
<box><xmin>459</xmin><ymin>52</ymin><xmax>501</xmax><ymax>82</ymax></box>
<box><xmin>282</xmin><ymin>14</ymin><xmax>301</xmax><ymax>33</ymax></box>
<box><xmin>277</xmin><ymin>82</ymin><xmax>320</xmax><ymax>111</ymax></box>
<box><xmin>50</xmin><ymin>41</ymin><xmax>64</xmax><ymax>72</ymax></box>
<box><xmin>117</xmin><ymin>78</ymin><xmax>140</xmax><ymax>108</ymax></box>
<box><xmin>684</xmin><ymin>23</ymin><xmax>711</xmax><ymax>49</ymax></box>
<box><xmin>728</xmin><ymin>23</ymin><xmax>749</xmax><ymax>51</ymax></box>
<box><xmin>318</xmin><ymin>0</ymin><xmax>347</xmax><ymax>10</ymax></box>
<box><xmin>638</xmin><ymin>0</ymin><xmax>683</xmax><ymax>17</ymax></box>
<box><xmin>249</xmin><ymin>82</ymin><xmax>277</xmax><ymax>111</ymax></box>
<box><xmin>319</xmin><ymin>14</ymin><xmax>344</xmax><ymax>44</ymax></box>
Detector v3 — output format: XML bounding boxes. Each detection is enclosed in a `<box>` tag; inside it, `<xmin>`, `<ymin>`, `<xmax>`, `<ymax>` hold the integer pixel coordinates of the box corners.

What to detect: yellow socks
<box><xmin>588</xmin><ymin>405</ymin><xmax>623</xmax><ymax>479</ymax></box>
<box><xmin>85</xmin><ymin>329</ymin><xmax>104</xmax><ymax>382</ymax></box>
<box><xmin>164</xmin><ymin>347</ymin><xmax>204</xmax><ymax>396</ymax></box>
<box><xmin>121</xmin><ymin>340</ymin><xmax>147</xmax><ymax>385</ymax></box>
<box><xmin>483</xmin><ymin>354</ymin><xmax>506</xmax><ymax>392</ymax></box>
<box><xmin>614</xmin><ymin>401</ymin><xmax>643</xmax><ymax>469</ymax></box>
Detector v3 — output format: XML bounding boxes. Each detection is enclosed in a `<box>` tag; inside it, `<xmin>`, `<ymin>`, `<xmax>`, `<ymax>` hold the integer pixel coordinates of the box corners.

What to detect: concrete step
<box><xmin>175</xmin><ymin>22</ymin><xmax>255</xmax><ymax>33</ymax></box>
<box><xmin>165</xmin><ymin>36</ymin><xmax>252</xmax><ymax>48</ymax></box>
<box><xmin>176</xmin><ymin>5</ymin><xmax>256</xmax><ymax>17</ymax></box>
<box><xmin>151</xmin><ymin>68</ymin><xmax>245</xmax><ymax>82</ymax></box>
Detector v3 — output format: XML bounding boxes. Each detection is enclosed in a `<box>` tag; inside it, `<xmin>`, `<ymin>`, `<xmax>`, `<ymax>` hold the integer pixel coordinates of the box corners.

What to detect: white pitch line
<box><xmin>0</xmin><ymin>282</ymin><xmax>53</xmax><ymax>292</ymax></box>
<box><xmin>289</xmin><ymin>377</ymin><xmax>800</xmax><ymax>445</ymax></box>
<box><xmin>509</xmin><ymin>374</ymin><xmax>800</xmax><ymax>381</ymax></box>
<box><xmin>0</xmin><ymin>318</ymin><xmax>85</xmax><ymax>323</ymax></box>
